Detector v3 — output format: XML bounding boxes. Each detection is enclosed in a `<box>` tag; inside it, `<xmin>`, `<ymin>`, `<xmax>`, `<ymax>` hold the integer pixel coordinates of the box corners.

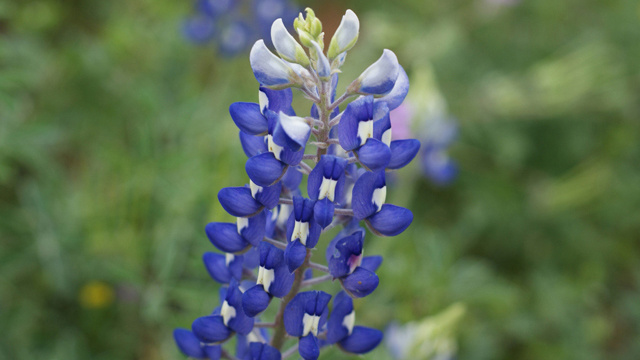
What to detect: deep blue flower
<box><xmin>284</xmin><ymin>290</ymin><xmax>332</xmax><ymax>360</ymax></box>
<box><xmin>242</xmin><ymin>242</ymin><xmax>295</xmax><ymax>317</ymax></box>
<box><xmin>326</xmin><ymin>291</ymin><xmax>383</xmax><ymax>354</ymax></box>
<box><xmin>206</xmin><ymin>210</ymin><xmax>267</xmax><ymax>253</ymax></box>
<box><xmin>307</xmin><ymin>155</ymin><xmax>348</xmax><ymax>228</ymax></box>
<box><xmin>338</xmin><ymin>96</ymin><xmax>420</xmax><ymax>172</ymax></box>
<box><xmin>238</xmin><ymin>89</ymin><xmax>307</xmax><ymax>186</ymax></box>
<box><xmin>284</xmin><ymin>196</ymin><xmax>321</xmax><ymax>272</ymax></box>
<box><xmin>203</xmin><ymin>252</ymin><xmax>244</xmax><ymax>284</ymax></box>
<box><xmin>173</xmin><ymin>328</ymin><xmax>222</xmax><ymax>359</ymax></box>
<box><xmin>325</xmin><ymin>227</ymin><xmax>382</xmax><ymax>298</ymax></box>
<box><xmin>192</xmin><ymin>280</ymin><xmax>255</xmax><ymax>344</ymax></box>
<box><xmin>249</xmin><ymin>342</ymin><xmax>282</xmax><ymax>360</ymax></box>
<box><xmin>351</xmin><ymin>171</ymin><xmax>413</xmax><ymax>237</ymax></box>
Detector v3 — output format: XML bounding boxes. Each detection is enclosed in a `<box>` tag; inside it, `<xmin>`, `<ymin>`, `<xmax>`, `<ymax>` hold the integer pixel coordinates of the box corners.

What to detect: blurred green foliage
<box><xmin>1</xmin><ymin>0</ymin><xmax>640</xmax><ymax>359</ymax></box>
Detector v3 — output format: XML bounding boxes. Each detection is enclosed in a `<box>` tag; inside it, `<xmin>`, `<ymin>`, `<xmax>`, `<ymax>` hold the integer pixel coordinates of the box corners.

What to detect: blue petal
<box><xmin>341</xmin><ymin>267</ymin><xmax>379</xmax><ymax>298</ymax></box>
<box><xmin>173</xmin><ymin>328</ymin><xmax>206</xmax><ymax>358</ymax></box>
<box><xmin>253</xmin><ymin>181</ymin><xmax>281</xmax><ymax>210</ymax></box>
<box><xmin>273</xmin><ymin>112</ymin><xmax>311</xmax><ymax>152</ymax></box>
<box><xmin>351</xmin><ymin>171</ymin><xmax>384</xmax><ymax>220</ymax></box>
<box><xmin>218</xmin><ymin>187</ymin><xmax>264</xmax><ymax>217</ymax></box>
<box><xmin>239</xmin><ymin>211</ymin><xmax>267</xmax><ymax>247</ymax></box>
<box><xmin>357</xmin><ymin>139</ymin><xmax>391</xmax><ymax>172</ymax></box>
<box><xmin>205</xmin><ymin>222</ymin><xmax>250</xmax><ymax>253</ymax></box>
<box><xmin>374</xmin><ymin>65</ymin><xmax>409</xmax><ymax>111</ymax></box>
<box><xmin>313</xmin><ymin>198</ymin><xmax>334</xmax><ymax>229</ymax></box>
<box><xmin>284</xmin><ymin>291</ymin><xmax>314</xmax><ymax>337</ymax></box>
<box><xmin>239</xmin><ymin>132</ymin><xmax>268</xmax><ymax>158</ymax></box>
<box><xmin>372</xmin><ymin>102</ymin><xmax>391</xmax><ymax>141</ymax></box>
<box><xmin>306</xmin><ymin>160</ymin><xmax>324</xmax><ymax>201</ymax></box>
<box><xmin>338</xmin><ymin>326</ymin><xmax>383</xmax><ymax>354</ymax></box>
<box><xmin>261</xmin><ymin>86</ymin><xmax>294</xmax><ymax>115</ymax></box>
<box><xmin>226</xmin><ymin>281</ymin><xmax>255</xmax><ymax>336</ymax></box>
<box><xmin>229</xmin><ymin>102</ymin><xmax>269</xmax><ymax>136</ymax></box>
<box><xmin>366</xmin><ymin>204</ymin><xmax>413</xmax><ymax>237</ymax></box>
<box><xmin>250</xmin><ymin>342</ymin><xmax>282</xmax><ymax>360</ymax></box>
<box><xmin>246</xmin><ymin>152</ymin><xmax>287</xmax><ymax>187</ymax></box>
<box><xmin>191</xmin><ymin>316</ymin><xmax>233</xmax><ymax>344</ymax></box>
<box><xmin>304</xmin><ymin>268</ymin><xmax>314</xmax><ymax>280</ymax></box>
<box><xmin>241</xmin><ymin>285</ymin><xmax>272</xmax><ymax>318</ymax></box>
<box><xmin>338</xmin><ymin>96</ymin><xmax>373</xmax><ymax>151</ymax></box>
<box><xmin>202</xmin><ymin>252</ymin><xmax>243</xmax><ymax>284</ymax></box>
<box><xmin>388</xmin><ymin>139</ymin><xmax>421</xmax><ymax>170</ymax></box>
<box><xmin>326</xmin><ymin>291</ymin><xmax>354</xmax><ymax>344</ymax></box>
<box><xmin>259</xmin><ymin>241</ymin><xmax>284</xmax><ymax>269</ymax></box>
<box><xmin>328</xmin><ymin>232</ymin><xmax>364</xmax><ymax>279</ymax></box>
<box><xmin>298</xmin><ymin>334</ymin><xmax>320</xmax><ymax>360</ymax></box>
<box><xmin>235</xmin><ymin>334</ymin><xmax>250</xmax><ymax>359</ymax></box>
<box><xmin>281</xmin><ymin>166</ymin><xmax>302</xmax><ymax>190</ymax></box>
<box><xmin>243</xmin><ymin>246</ymin><xmax>261</xmax><ymax>269</ymax></box>
<box><xmin>285</xmin><ymin>239</ymin><xmax>307</xmax><ymax>273</ymax></box>
<box><xmin>361</xmin><ymin>256</ymin><xmax>383</xmax><ymax>272</ymax></box>
<box><xmin>278</xmin><ymin>146</ymin><xmax>304</xmax><ymax>166</ymax></box>
<box><xmin>270</xmin><ymin>261</ymin><xmax>295</xmax><ymax>297</ymax></box>
<box><xmin>204</xmin><ymin>345</ymin><xmax>222</xmax><ymax>360</ymax></box>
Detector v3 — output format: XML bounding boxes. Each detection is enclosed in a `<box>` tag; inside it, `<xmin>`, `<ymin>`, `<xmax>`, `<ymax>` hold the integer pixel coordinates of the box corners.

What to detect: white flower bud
<box><xmin>327</xmin><ymin>9</ymin><xmax>359</xmax><ymax>60</ymax></box>
<box><xmin>271</xmin><ymin>18</ymin><xmax>310</xmax><ymax>67</ymax></box>
<box><xmin>250</xmin><ymin>40</ymin><xmax>299</xmax><ymax>88</ymax></box>
<box><xmin>349</xmin><ymin>49</ymin><xmax>400</xmax><ymax>95</ymax></box>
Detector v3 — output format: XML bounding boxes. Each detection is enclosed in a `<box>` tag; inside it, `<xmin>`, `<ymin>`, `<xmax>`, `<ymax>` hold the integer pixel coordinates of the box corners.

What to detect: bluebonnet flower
<box><xmin>284</xmin><ymin>196</ymin><xmax>320</xmax><ymax>272</ymax></box>
<box><xmin>325</xmin><ymin>227</ymin><xmax>383</xmax><ymax>297</ymax></box>
<box><xmin>242</xmin><ymin>242</ymin><xmax>295</xmax><ymax>317</ymax></box>
<box><xmin>327</xmin><ymin>291</ymin><xmax>384</xmax><ymax>354</ymax></box>
<box><xmin>338</xmin><ymin>68</ymin><xmax>420</xmax><ymax>172</ymax></box>
<box><xmin>352</xmin><ymin>171</ymin><xmax>413</xmax><ymax>236</ymax></box>
<box><xmin>184</xmin><ymin>0</ymin><xmax>299</xmax><ymax>57</ymax></box>
<box><xmin>284</xmin><ymin>290</ymin><xmax>332</xmax><ymax>360</ymax></box>
<box><xmin>174</xmin><ymin>328</ymin><xmax>222</xmax><ymax>359</ymax></box>
<box><xmin>192</xmin><ymin>280</ymin><xmax>255</xmax><ymax>343</ymax></box>
<box><xmin>205</xmin><ymin>210</ymin><xmax>266</xmax><ymax>253</ymax></box>
<box><xmin>175</xmin><ymin>8</ymin><xmax>423</xmax><ymax>359</ymax></box>
<box><xmin>307</xmin><ymin>155</ymin><xmax>348</xmax><ymax>227</ymax></box>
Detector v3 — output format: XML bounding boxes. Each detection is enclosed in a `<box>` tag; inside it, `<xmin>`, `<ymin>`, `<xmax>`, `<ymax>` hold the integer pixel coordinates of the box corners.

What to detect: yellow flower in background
<box><xmin>79</xmin><ymin>281</ymin><xmax>115</xmax><ymax>309</ymax></box>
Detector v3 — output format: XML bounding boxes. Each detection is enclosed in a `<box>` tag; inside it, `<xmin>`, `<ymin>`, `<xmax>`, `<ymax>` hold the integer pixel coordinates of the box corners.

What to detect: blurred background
<box><xmin>1</xmin><ymin>0</ymin><xmax>640</xmax><ymax>359</ymax></box>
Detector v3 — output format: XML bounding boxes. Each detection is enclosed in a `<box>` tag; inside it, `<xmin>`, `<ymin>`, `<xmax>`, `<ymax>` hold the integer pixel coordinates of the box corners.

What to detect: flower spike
<box><xmin>176</xmin><ymin>8</ymin><xmax>423</xmax><ymax>359</ymax></box>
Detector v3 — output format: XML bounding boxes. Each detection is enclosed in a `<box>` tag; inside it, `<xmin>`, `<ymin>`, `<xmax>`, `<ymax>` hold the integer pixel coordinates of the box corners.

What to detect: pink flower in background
<box><xmin>390</xmin><ymin>103</ymin><xmax>415</xmax><ymax>141</ymax></box>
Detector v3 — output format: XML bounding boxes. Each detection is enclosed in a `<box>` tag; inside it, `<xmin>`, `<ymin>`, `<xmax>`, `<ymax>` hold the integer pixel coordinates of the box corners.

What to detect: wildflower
<box><xmin>327</xmin><ymin>291</ymin><xmax>383</xmax><ymax>354</ymax></box>
<box><xmin>284</xmin><ymin>290</ymin><xmax>332</xmax><ymax>360</ymax></box>
<box><xmin>242</xmin><ymin>242</ymin><xmax>295</xmax><ymax>317</ymax></box>
<box><xmin>173</xmin><ymin>328</ymin><xmax>222</xmax><ymax>359</ymax></box>
<box><xmin>325</xmin><ymin>228</ymin><xmax>382</xmax><ymax>297</ymax></box>
<box><xmin>338</xmin><ymin>94</ymin><xmax>420</xmax><ymax>172</ymax></box>
<box><xmin>307</xmin><ymin>155</ymin><xmax>348</xmax><ymax>227</ymax></box>
<box><xmin>352</xmin><ymin>171</ymin><xmax>413</xmax><ymax>236</ymax></box>
<box><xmin>176</xmin><ymin>8</ymin><xmax>421</xmax><ymax>359</ymax></box>
<box><xmin>281</xmin><ymin>197</ymin><xmax>317</xmax><ymax>272</ymax></box>
<box><xmin>192</xmin><ymin>280</ymin><xmax>255</xmax><ymax>344</ymax></box>
<box><xmin>206</xmin><ymin>210</ymin><xmax>267</xmax><ymax>253</ymax></box>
